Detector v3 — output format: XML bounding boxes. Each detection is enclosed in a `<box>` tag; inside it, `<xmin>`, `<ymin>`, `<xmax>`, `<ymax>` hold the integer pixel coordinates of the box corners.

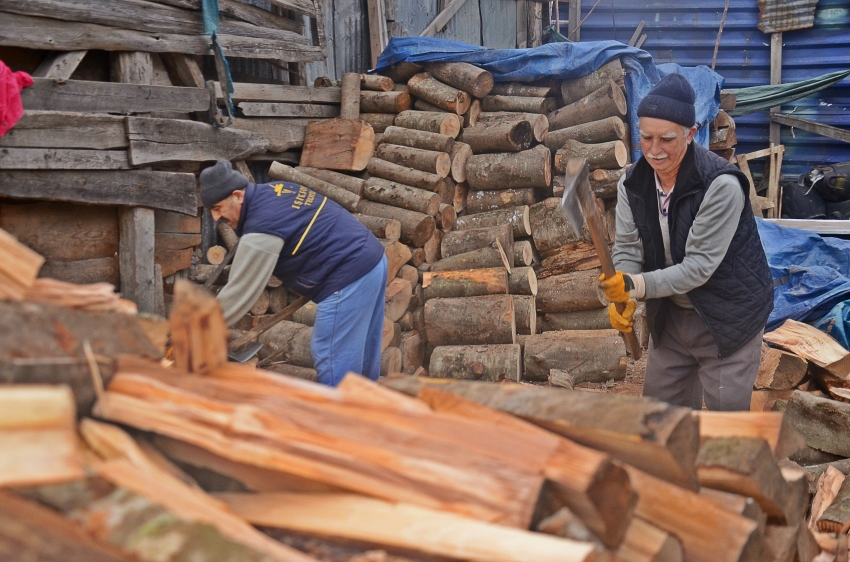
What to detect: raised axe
<box><xmin>560</xmin><ymin>157</ymin><xmax>642</xmax><ymax>360</ymax></box>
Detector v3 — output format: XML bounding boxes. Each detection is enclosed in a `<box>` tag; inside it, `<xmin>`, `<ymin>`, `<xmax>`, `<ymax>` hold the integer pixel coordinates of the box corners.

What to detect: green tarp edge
<box><xmin>725</xmin><ymin>69</ymin><xmax>850</xmax><ymax>117</ymax></box>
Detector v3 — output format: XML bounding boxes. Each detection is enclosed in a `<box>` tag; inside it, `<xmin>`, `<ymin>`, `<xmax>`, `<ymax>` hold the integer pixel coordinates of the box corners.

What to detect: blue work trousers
<box><xmin>311</xmin><ymin>256</ymin><xmax>387</xmax><ymax>386</ymax></box>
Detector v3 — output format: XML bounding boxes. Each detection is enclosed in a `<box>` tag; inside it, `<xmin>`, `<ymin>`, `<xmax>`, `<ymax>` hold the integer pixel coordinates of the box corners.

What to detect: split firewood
<box><xmin>379</xmin><ymin>126</ymin><xmax>455</xmax><ymax>153</ymax></box>
<box><xmin>407</xmin><ymin>246</ymin><xmax>426</xmax><ymax>267</ymax></box>
<box><xmin>385</xmin><ymin>278</ymin><xmax>413</xmax><ymax>323</ymax></box>
<box><xmin>354</xmin><ymin>214</ymin><xmax>402</xmax><ymax>242</ymax></box>
<box><xmin>424</xmin><ymin>294</ymin><xmax>516</xmax><ymax>346</ymax></box>
<box><xmin>24</xmin><ymin>278</ymin><xmax>136</xmax><ymax>314</ymax></box>
<box><xmin>454</xmin><ymin>180</ymin><xmax>469</xmax><ymax>212</ymax></box>
<box><xmin>450</xmin><ymin>141</ymin><xmax>472</xmax><ymax>182</ymax></box>
<box><xmin>429</xmin><ymin>344</ymin><xmax>521</xmax><ymax>382</ymax></box>
<box><xmin>380</xmin><ymin>346</ymin><xmax>403</xmax><ymax>376</ymax></box>
<box><xmin>436</xmin><ymin>203</ymin><xmax>457</xmax><ymax>231</ymax></box>
<box><xmin>407</xmin><ymin>73</ymin><xmax>471</xmax><ymax>115</ymax></box>
<box><xmin>459</xmin><ymin>121</ymin><xmax>534</xmax><ymax>153</ymax></box>
<box><xmin>356</xmin><ymin>200</ymin><xmax>435</xmax><ymax>247</ymax></box>
<box><xmin>424</xmin><ymin>62</ymin><xmax>494</xmax><ymax>98</ymax></box>
<box><xmin>481</xmin><ymin>95</ymin><xmax>559</xmax><ymax>114</ymax></box>
<box><xmin>0</xmin><ymin>226</ymin><xmax>45</xmax><ymax>300</ymax></box>
<box><xmin>367</xmin><ymin>157</ymin><xmax>447</xmax><ymax>193</ymax></box>
<box><xmin>428</xmin><ymin>243</ymin><xmax>505</xmax><ymax>272</ymax></box>
<box><xmin>359</xmin><ymin>90</ymin><xmax>411</xmax><ymax>113</ymax></box>
<box><xmin>441</xmin><ymin>223</ymin><xmax>514</xmax><ymax>261</ymax></box>
<box><xmin>764</xmin><ymin>319</ymin><xmax>849</xmax><ymax>370</ymax></box>
<box><xmin>399</xmin><ymin>330</ymin><xmax>424</xmax><ymax>374</ymax></box>
<box><xmin>385</xmin><ymin>240</ymin><xmax>413</xmax><ymax>281</ymax></box>
<box><xmin>364</xmin><ymin>177</ymin><xmax>440</xmax><ymax>216</ymax></box>
<box><xmin>397</xmin><ymin>264</ymin><xmax>419</xmax><ymax>286</ymax></box>
<box><xmin>375</xmin><ymin>143</ymin><xmax>452</xmax><ymax>177</ymax></box>
<box><xmin>455</xmin><ymin>206</ymin><xmax>532</xmax><ymax>237</ymax></box>
<box><xmin>783</xmin><ymin>390</ymin><xmax>850</xmax><ymax>458</ymax></box>
<box><xmin>477</xmin><ymin>111</ymin><xmax>549</xmax><ymax>142</ymax></box>
<box><xmin>561</xmin><ymin>59</ymin><xmax>626</xmax><ymax>106</ymax></box>
<box><xmin>697</xmin><ymin>411</ymin><xmax>806</xmax><ymax>461</ymax></box>
<box><xmin>555</xmin><ymin>139</ymin><xmax>629</xmax><ymax>172</ymax></box>
<box><xmin>512</xmin><ymin>295</ymin><xmax>536</xmax><ymax>335</ymax></box>
<box><xmin>422</xmin><ymin>267</ymin><xmax>508</xmax><ymax>301</ymax></box>
<box><xmin>756</xmin><ymin>344</ymin><xmax>809</xmax><ymax>390</ymax></box>
<box><xmin>361</xmin><ymin>73</ymin><xmax>394</xmax><ymax>91</ymax></box>
<box><xmin>267</xmin><ymin>285</ymin><xmax>289</xmax><ymax>314</ymax></box>
<box><xmin>466</xmin><ymin>145</ymin><xmax>552</xmax><ymax>191</ymax></box>
<box><xmin>514</xmin><ymin>240</ymin><xmax>534</xmax><ymax>266</ymax></box>
<box><xmin>422</xmin><ymin>230</ymin><xmax>442</xmax><ymax>263</ymax></box>
<box><xmin>295</xmin><ymin>166</ymin><xmax>366</xmax><ymax>196</ymax></box>
<box><xmin>529</xmin><ymin>197</ymin><xmax>585</xmax><ymax>256</ymax></box>
<box><xmin>549</xmin><ymin>81</ymin><xmax>628</xmax><ymax>131</ymax></box>
<box><xmin>491</xmin><ymin>83</ymin><xmax>555</xmax><ymax>97</ymax></box>
<box><xmin>544</xmin><ymin>116</ymin><xmax>627</xmax><ymax>148</ymax></box>
<box><xmin>169</xmin><ymin>280</ymin><xmax>228</xmax><ymax>374</ymax></box>
<box><xmin>509</xmin><ymin>266</ymin><xmax>538</xmax><ymax>295</ymax></box>
<box><xmin>438</xmin><ymin>176</ymin><xmax>457</xmax><ymax>205</ymax></box>
<box><xmin>359</xmin><ymin>112</ymin><xmax>396</xmax><ymax>133</ymax></box>
<box><xmin>269</xmin><ymin>162</ymin><xmax>360</xmax><ymax>212</ymax></box>
<box><xmin>614</xmin><ymin>517</ymin><xmax>684</xmax><ymax>562</ymax></box>
<box><xmin>523</xmin><ymin>329</ymin><xmax>626</xmax><ymax>382</ymax></box>
<box><xmin>537</xmin><ymin>269</ymin><xmax>606</xmax><ymax>313</ymax></box>
<box><xmin>811</xmin><ymin>466</ymin><xmax>845</xmax><ymax>534</ymax></box>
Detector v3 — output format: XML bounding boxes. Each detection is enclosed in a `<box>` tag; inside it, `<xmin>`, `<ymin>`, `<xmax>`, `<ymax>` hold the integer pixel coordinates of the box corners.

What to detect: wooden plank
<box><xmin>0</xmin><ymin>170</ymin><xmax>197</xmax><ymax>214</ymax></box>
<box><xmin>420</xmin><ymin>0</ymin><xmax>470</xmax><ymax>37</ymax></box>
<box><xmin>0</xmin><ymin>147</ymin><xmax>129</xmax><ymax>169</ymax></box>
<box><xmin>40</xmin><ymin>256</ymin><xmax>120</xmax><ymax>286</ymax></box>
<box><xmin>230</xmin><ymin>118</ymin><xmax>307</xmax><ymax>152</ymax></box>
<box><xmin>31</xmin><ymin>50</ymin><xmax>88</xmax><ymax>79</ymax></box>
<box><xmin>0</xmin><ymin>202</ymin><xmax>118</xmax><ymax>261</ymax></box>
<box><xmin>568</xmin><ymin>0</ymin><xmax>581</xmax><ymax>42</ymax></box>
<box><xmin>516</xmin><ymin>0</ymin><xmax>528</xmax><ymax>48</ymax></box>
<box><xmin>22</xmin><ymin>77</ymin><xmax>209</xmax><ymax>114</ymax></box>
<box><xmin>527</xmin><ymin>1</ymin><xmax>543</xmax><ymax>47</ymax></box>
<box><xmin>220</xmin><ymin>492</ymin><xmax>598</xmax><ymax>562</ymax></box>
<box><xmin>120</xmin><ymin>206</ymin><xmax>156</xmax><ymax>313</ymax></box>
<box><xmin>155</xmin><ymin>247</ymin><xmax>193</xmax><ymax>278</ymax></box>
<box><xmin>155</xmin><ymin>233</ymin><xmax>201</xmax><ymax>251</ymax></box>
<box><xmin>238</xmin><ymin>102</ymin><xmax>340</xmax><ymax>118</ymax></box>
<box><xmin>481</xmin><ymin>0</ymin><xmax>516</xmax><ymax>49</ymax></box>
<box><xmin>217</xmin><ymin>82</ymin><xmax>341</xmax><ymax>103</ymax></box>
<box><xmin>366</xmin><ymin>0</ymin><xmax>388</xmax><ymax>68</ymax></box>
<box><xmin>771</xmin><ymin>113</ymin><xmax>850</xmax><ymax>144</ymax></box>
<box><xmin>769</xmin><ymin>32</ymin><xmax>782</xmax><ymax>146</ymax></box>
<box><xmin>0</xmin><ymin>111</ymin><xmax>128</xmax><ymax>149</ymax></box>
<box><xmin>154</xmin><ymin>210</ymin><xmax>200</xmax><ymax>234</ymax></box>
<box><xmin>126</xmin><ymin>117</ymin><xmax>267</xmax><ymax>166</ymax></box>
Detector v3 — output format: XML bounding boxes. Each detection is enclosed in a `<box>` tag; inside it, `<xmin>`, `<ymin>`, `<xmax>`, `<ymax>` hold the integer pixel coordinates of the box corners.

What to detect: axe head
<box><xmin>559</xmin><ymin>157</ymin><xmax>591</xmax><ymax>239</ymax></box>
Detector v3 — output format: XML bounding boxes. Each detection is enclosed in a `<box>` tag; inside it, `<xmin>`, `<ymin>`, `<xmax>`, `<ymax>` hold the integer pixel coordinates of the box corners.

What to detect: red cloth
<box><xmin>0</xmin><ymin>60</ymin><xmax>34</xmax><ymax>138</ymax></box>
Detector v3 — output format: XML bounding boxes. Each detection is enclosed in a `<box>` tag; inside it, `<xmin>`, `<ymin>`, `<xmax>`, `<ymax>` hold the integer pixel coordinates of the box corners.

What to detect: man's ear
<box><xmin>687</xmin><ymin>126</ymin><xmax>698</xmax><ymax>143</ymax></box>
<box><xmin>232</xmin><ymin>189</ymin><xmax>245</xmax><ymax>203</ymax></box>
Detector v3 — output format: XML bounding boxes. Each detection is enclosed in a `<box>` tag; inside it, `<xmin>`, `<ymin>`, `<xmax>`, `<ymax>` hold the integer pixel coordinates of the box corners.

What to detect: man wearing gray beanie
<box><xmin>596</xmin><ymin>73</ymin><xmax>773</xmax><ymax>411</ymax></box>
<box><xmin>200</xmin><ymin>159</ymin><xmax>387</xmax><ymax>387</ymax></box>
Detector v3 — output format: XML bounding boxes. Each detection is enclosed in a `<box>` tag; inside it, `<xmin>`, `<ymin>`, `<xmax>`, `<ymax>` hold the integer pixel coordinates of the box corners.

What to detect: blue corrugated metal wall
<box><xmin>571</xmin><ymin>0</ymin><xmax>850</xmax><ymax>177</ymax></box>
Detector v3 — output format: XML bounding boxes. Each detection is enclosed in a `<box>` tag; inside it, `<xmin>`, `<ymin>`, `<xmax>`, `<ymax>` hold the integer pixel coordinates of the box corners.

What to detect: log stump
<box><xmin>424</xmin><ymin>294</ymin><xmax>516</xmax><ymax>346</ymax></box>
<box><xmin>429</xmin><ymin>344</ymin><xmax>522</xmax><ymax>381</ymax></box>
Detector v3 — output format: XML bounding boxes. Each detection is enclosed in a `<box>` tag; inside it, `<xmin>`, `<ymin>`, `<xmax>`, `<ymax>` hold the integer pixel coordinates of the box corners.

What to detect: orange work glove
<box><xmin>608</xmin><ymin>300</ymin><xmax>637</xmax><ymax>334</ymax></box>
<box><xmin>599</xmin><ymin>271</ymin><xmax>634</xmax><ymax>303</ymax></box>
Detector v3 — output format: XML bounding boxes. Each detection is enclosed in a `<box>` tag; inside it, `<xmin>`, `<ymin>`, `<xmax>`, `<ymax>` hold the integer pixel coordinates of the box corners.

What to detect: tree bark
<box><xmin>269</xmin><ymin>162</ymin><xmax>361</xmax><ymax>212</ymax></box>
<box><xmin>407</xmin><ymin>246</ymin><xmax>426</xmax><ymax>266</ymax></box>
<box><xmin>755</xmin><ymin>345</ymin><xmax>809</xmax><ymax>391</ymax></box>
<box><xmin>454</xmin><ymin>181</ymin><xmax>469</xmax><ymax>213</ymax></box>
<box><xmin>450</xmin><ymin>141</ymin><xmax>472</xmax><ymax>183</ymax></box>
<box><xmin>455</xmin><ymin>205</ymin><xmax>532</xmax><ymax>237</ymax></box>
<box><xmin>514</xmin><ymin>240</ymin><xmax>534</xmax><ymax>266</ymax></box>
<box><xmin>422</xmin><ymin>267</ymin><xmax>508</xmax><ymax>301</ymax></box>
<box><xmin>423</xmin><ymin>229</ymin><xmax>443</xmax><ymax>263</ymax></box>
<box><xmin>590</xmin><ymin>168</ymin><xmax>625</xmax><ymax>200</ymax></box>
<box><xmin>555</xmin><ymin>140</ymin><xmax>628</xmax><ymax>172</ymax></box>
<box><xmin>466</xmin><ymin>188</ymin><xmax>538</xmax><ymax>214</ymax></box>
<box><xmin>482</xmin><ymin>95</ymin><xmax>559</xmax><ymax>114</ymax></box>
<box><xmin>539</xmin><ymin>308</ymin><xmax>611</xmax><ymax>332</ymax></box>
<box><xmin>783</xmin><ymin>390</ymin><xmax>850</xmax><ymax>458</ymax></box>
<box><xmin>537</xmin><ymin>241</ymin><xmax>600</xmax><ymax>279</ymax></box>
<box><xmin>259</xmin><ymin>320</ymin><xmax>314</xmax><ymax>368</ymax></box>
<box><xmin>399</xmin><ymin>330</ymin><xmax>424</xmax><ymax>374</ymax></box>
<box><xmin>523</xmin><ymin>329</ymin><xmax>626</xmax><ymax>382</ymax></box>
<box><xmin>429</xmin><ymin>243</ymin><xmax>505</xmax><ymax>272</ymax></box>
<box><xmin>359</xmin><ymin>113</ymin><xmax>395</xmax><ymax>133</ymax></box>
<box><xmin>424</xmin><ymin>62</ymin><xmax>494</xmax><ymax>99</ymax></box>
<box><xmin>429</xmin><ymin>344</ymin><xmax>522</xmax><ymax>381</ymax></box>
<box><xmin>379</xmin><ymin>126</ymin><xmax>454</xmax><ymax>153</ymax></box>
<box><xmin>295</xmin><ymin>166</ymin><xmax>365</xmax><ymax>196</ymax></box>
<box><xmin>366</xmin><ymin>157</ymin><xmax>447</xmax><ymax>193</ymax></box>
<box><xmin>407</xmin><ymin>73</ymin><xmax>471</xmax><ymax>115</ymax></box>
<box><xmin>560</xmin><ymin>59</ymin><xmax>625</xmax><ymax>106</ymax></box>
<box><xmin>466</xmin><ymin>145</ymin><xmax>551</xmax><ymax>191</ymax></box>
<box><xmin>413</xmin><ymin>98</ymin><xmax>442</xmax><ymax>112</ymax></box>
<box><xmin>339</xmin><ymin>72</ymin><xmax>360</xmax><ymax>120</ymax></box>
<box><xmin>441</xmin><ymin>223</ymin><xmax>514</xmax><ymax>262</ymax></box>
<box><xmin>356</xmin><ymin>200</ymin><xmax>435</xmax><ymax>247</ymax></box>
<box><xmin>395</xmin><ymin>110</ymin><xmax>461</xmax><ymax>138</ymax></box>
<box><xmin>491</xmin><ymin>83</ymin><xmax>555</xmax><ymax>97</ymax></box>
<box><xmin>544</xmin><ymin>116</ymin><xmax>627</xmax><ymax>149</ymax></box>
<box><xmin>529</xmin><ymin>197</ymin><xmax>586</xmax><ymax>256</ymax></box>
<box><xmin>509</xmin><ymin>266</ymin><xmax>537</xmax><ymax>295</ymax></box>
<box><xmin>537</xmin><ymin>268</ymin><xmax>606</xmax><ymax>313</ymax></box>
<box><xmin>380</xmin><ymin>346</ymin><xmax>402</xmax><ymax>376</ymax></box>
<box><xmin>380</xmin><ymin>62</ymin><xmax>422</xmax><ymax>84</ymax></box>
<box><xmin>436</xmin><ymin>203</ymin><xmax>457</xmax><ymax>232</ymax></box>
<box><xmin>460</xmin><ymin>121</ymin><xmax>534</xmax><ymax>153</ymax></box>
<box><xmin>375</xmin><ymin>143</ymin><xmax>451</xmax><ymax>178</ymax></box>
<box><xmin>477</xmin><ymin>112</ymin><xmax>549</xmax><ymax>142</ymax></box>
<box><xmin>364</xmin><ymin>177</ymin><xmax>440</xmax><ymax>216</ymax></box>
<box><xmin>361</xmin><ymin>73</ymin><xmax>394</xmax><ymax>92</ymax></box>
<box><xmin>512</xmin><ymin>295</ymin><xmax>537</xmax><ymax>335</ymax></box>
<box><xmin>424</xmin><ymin>294</ymin><xmax>516</xmax><ymax>346</ymax></box>
<box><xmin>359</xmin><ymin>90</ymin><xmax>411</xmax><ymax>113</ymax></box>
<box><xmin>548</xmin><ymin>81</ymin><xmax>628</xmax><ymax>132</ymax></box>
<box><xmin>353</xmin><ymin>214</ymin><xmax>401</xmax><ymax>242</ymax></box>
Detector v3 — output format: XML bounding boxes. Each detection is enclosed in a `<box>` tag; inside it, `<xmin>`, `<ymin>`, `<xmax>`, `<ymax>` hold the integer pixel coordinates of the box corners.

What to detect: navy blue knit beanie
<box><xmin>637</xmin><ymin>73</ymin><xmax>696</xmax><ymax>128</ymax></box>
<box><xmin>200</xmin><ymin>159</ymin><xmax>249</xmax><ymax>208</ymax></box>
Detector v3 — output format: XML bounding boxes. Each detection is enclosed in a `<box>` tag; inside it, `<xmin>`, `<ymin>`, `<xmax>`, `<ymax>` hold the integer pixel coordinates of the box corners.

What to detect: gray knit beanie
<box><xmin>637</xmin><ymin>73</ymin><xmax>696</xmax><ymax>128</ymax></box>
<box><xmin>200</xmin><ymin>159</ymin><xmax>249</xmax><ymax>208</ymax></box>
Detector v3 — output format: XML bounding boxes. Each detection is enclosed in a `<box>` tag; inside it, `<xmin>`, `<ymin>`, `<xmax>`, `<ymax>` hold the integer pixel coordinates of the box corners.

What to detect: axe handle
<box><xmin>230</xmin><ymin>295</ymin><xmax>309</xmax><ymax>350</ymax></box>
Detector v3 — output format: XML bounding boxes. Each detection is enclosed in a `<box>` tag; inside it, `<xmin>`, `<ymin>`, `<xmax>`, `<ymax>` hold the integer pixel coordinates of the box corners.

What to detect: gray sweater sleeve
<box><xmin>641</xmin><ymin>174</ymin><xmax>745</xmax><ymax>298</ymax></box>
<box><xmin>216</xmin><ymin>233</ymin><xmax>283</xmax><ymax>326</ymax></box>
<box><xmin>611</xmin><ymin>174</ymin><xmax>646</xmax><ymax>276</ymax></box>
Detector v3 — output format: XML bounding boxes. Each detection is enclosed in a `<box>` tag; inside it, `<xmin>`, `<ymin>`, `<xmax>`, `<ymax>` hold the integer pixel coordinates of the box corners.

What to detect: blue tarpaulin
<box><xmin>757</xmin><ymin>219</ymin><xmax>850</xmax><ymax>338</ymax></box>
<box><xmin>375</xmin><ymin>37</ymin><xmax>725</xmax><ymax>162</ymax></box>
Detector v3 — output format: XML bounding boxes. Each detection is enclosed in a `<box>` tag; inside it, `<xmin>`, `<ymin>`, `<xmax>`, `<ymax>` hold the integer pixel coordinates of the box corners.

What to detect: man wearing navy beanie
<box><xmin>200</xmin><ymin>159</ymin><xmax>387</xmax><ymax>387</ymax></box>
<box><xmin>598</xmin><ymin>73</ymin><xmax>773</xmax><ymax>411</ymax></box>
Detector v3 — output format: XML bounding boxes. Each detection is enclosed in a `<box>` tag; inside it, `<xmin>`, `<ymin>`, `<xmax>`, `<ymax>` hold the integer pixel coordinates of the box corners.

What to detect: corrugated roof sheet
<box><xmin>758</xmin><ymin>0</ymin><xmax>819</xmax><ymax>33</ymax></box>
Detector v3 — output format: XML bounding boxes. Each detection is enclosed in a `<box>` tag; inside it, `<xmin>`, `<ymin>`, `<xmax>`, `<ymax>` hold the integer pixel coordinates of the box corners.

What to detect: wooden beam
<box><xmin>217</xmin><ymin>82</ymin><xmax>342</xmax><ymax>103</ymax></box>
<box><xmin>528</xmin><ymin>1</ymin><xmax>544</xmax><ymax>47</ymax></box>
<box><xmin>230</xmin><ymin>118</ymin><xmax>307</xmax><ymax>152</ymax></box>
<box><xmin>516</xmin><ymin>0</ymin><xmax>528</xmax><ymax>48</ymax></box>
<box><xmin>0</xmin><ymin>147</ymin><xmax>129</xmax><ymax>169</ymax></box>
<box><xmin>22</xmin><ymin>78</ymin><xmax>209</xmax><ymax>114</ymax></box>
<box><xmin>41</xmin><ymin>257</ymin><xmax>120</xmax><ymax>286</ymax></box>
<box><xmin>366</xmin><ymin>0</ymin><xmax>388</xmax><ymax>68</ymax></box>
<box><xmin>238</xmin><ymin>102</ymin><xmax>340</xmax><ymax>118</ymax></box>
<box><xmin>771</xmin><ymin>113</ymin><xmax>850</xmax><ymax>144</ymax></box>
<box><xmin>120</xmin><ymin>206</ymin><xmax>156</xmax><ymax>313</ymax></box>
<box><xmin>568</xmin><ymin>0</ymin><xmax>582</xmax><ymax>42</ymax></box>
<box><xmin>769</xmin><ymin>32</ymin><xmax>782</xmax><ymax>146</ymax></box>
<box><xmin>420</xmin><ymin>0</ymin><xmax>470</xmax><ymax>37</ymax></box>
<box><xmin>31</xmin><ymin>50</ymin><xmax>88</xmax><ymax>79</ymax></box>
<box><xmin>0</xmin><ymin>111</ymin><xmax>128</xmax><ymax>150</ymax></box>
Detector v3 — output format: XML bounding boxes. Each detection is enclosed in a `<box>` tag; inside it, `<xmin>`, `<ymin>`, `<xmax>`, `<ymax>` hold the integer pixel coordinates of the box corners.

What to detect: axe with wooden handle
<box><xmin>561</xmin><ymin>158</ymin><xmax>642</xmax><ymax>360</ymax></box>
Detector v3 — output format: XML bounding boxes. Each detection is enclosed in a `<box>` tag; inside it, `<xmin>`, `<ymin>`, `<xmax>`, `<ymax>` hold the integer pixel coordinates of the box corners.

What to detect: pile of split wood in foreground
<box><xmin>1</xmin><ymin>228</ymin><xmax>849</xmax><ymax>562</ymax></box>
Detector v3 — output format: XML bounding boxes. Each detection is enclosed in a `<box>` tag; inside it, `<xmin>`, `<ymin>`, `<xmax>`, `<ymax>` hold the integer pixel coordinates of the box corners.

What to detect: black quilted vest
<box><xmin>622</xmin><ymin>143</ymin><xmax>773</xmax><ymax>357</ymax></box>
